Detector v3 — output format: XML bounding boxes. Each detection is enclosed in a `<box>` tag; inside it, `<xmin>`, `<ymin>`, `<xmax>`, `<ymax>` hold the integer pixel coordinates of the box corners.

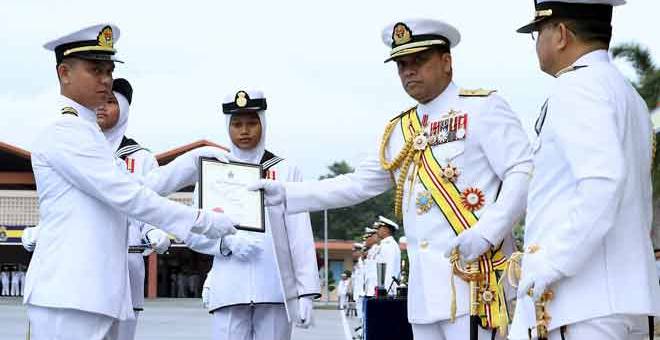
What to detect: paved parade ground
<box><xmin>2</xmin><ymin>297</ymin><xmax>658</xmax><ymax>339</ymax></box>
<box><xmin>0</xmin><ymin>297</ymin><xmax>356</xmax><ymax>340</ymax></box>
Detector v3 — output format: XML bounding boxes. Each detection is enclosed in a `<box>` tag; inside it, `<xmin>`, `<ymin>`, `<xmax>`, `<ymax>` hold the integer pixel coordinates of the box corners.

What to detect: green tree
<box><xmin>309</xmin><ymin>161</ymin><xmax>401</xmax><ymax>241</ymax></box>
<box><xmin>611</xmin><ymin>43</ymin><xmax>660</xmax><ymax>109</ymax></box>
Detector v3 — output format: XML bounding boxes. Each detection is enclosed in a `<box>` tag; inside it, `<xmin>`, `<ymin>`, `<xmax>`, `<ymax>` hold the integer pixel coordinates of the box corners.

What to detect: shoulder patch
<box><xmin>459</xmin><ymin>88</ymin><xmax>496</xmax><ymax>97</ymax></box>
<box><xmin>61</xmin><ymin>106</ymin><xmax>78</xmax><ymax>116</ymax></box>
<box><xmin>389</xmin><ymin>105</ymin><xmax>417</xmax><ymax>122</ymax></box>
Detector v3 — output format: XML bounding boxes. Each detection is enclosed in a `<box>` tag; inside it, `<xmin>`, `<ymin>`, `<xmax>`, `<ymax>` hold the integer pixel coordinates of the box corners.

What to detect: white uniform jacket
<box><xmin>511</xmin><ymin>50</ymin><xmax>660</xmax><ymax>336</ymax></box>
<box><xmin>186</xmin><ymin>158</ymin><xmax>320</xmax><ymax>321</ymax></box>
<box><xmin>337</xmin><ymin>279</ymin><xmax>349</xmax><ymax>296</ymax></box>
<box><xmin>285</xmin><ymin>83</ymin><xmax>532</xmax><ymax>324</ymax></box>
<box><xmin>25</xmin><ymin>97</ymin><xmax>200</xmax><ymax>320</ymax></box>
<box><xmin>363</xmin><ymin>245</ymin><xmax>380</xmax><ymax>297</ymax></box>
<box><xmin>376</xmin><ymin>236</ymin><xmax>401</xmax><ymax>294</ymax></box>
<box><xmin>352</xmin><ymin>259</ymin><xmax>365</xmax><ymax>301</ymax></box>
<box><xmin>117</xmin><ymin>141</ymin><xmax>160</xmax><ymax>311</ymax></box>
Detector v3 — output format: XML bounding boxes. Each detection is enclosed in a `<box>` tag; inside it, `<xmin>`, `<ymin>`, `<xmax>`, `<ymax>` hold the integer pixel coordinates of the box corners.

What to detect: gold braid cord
<box><xmin>449</xmin><ymin>249</ymin><xmax>484</xmax><ymax>322</ymax></box>
<box><xmin>379</xmin><ymin>115</ymin><xmax>416</xmax><ymax>218</ymax></box>
<box><xmin>500</xmin><ymin>245</ymin><xmax>553</xmax><ymax>338</ymax></box>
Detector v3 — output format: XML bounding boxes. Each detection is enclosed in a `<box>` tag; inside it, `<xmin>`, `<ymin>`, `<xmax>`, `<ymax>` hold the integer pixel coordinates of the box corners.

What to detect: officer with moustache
<box><xmin>252</xmin><ymin>19</ymin><xmax>532</xmax><ymax>339</ymax></box>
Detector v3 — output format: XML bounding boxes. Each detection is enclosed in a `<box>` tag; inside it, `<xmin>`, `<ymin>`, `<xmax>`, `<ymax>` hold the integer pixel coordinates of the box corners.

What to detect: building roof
<box><xmin>0</xmin><ymin>142</ymin><xmax>34</xmax><ymax>187</ymax></box>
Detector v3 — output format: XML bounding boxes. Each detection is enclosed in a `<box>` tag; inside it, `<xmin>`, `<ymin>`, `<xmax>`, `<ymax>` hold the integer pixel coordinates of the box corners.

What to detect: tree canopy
<box><xmin>309</xmin><ymin>161</ymin><xmax>402</xmax><ymax>241</ymax></box>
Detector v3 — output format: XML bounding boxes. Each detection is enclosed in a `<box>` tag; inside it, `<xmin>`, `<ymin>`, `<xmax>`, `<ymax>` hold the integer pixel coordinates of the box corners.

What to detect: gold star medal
<box><xmin>413</xmin><ymin>133</ymin><xmax>428</xmax><ymax>151</ymax></box>
<box><xmin>441</xmin><ymin>163</ymin><xmax>460</xmax><ymax>182</ymax></box>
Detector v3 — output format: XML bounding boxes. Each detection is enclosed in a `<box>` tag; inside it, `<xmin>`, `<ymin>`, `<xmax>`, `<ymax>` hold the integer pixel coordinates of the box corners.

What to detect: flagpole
<box><xmin>324</xmin><ymin>210</ymin><xmax>329</xmax><ymax>304</ymax></box>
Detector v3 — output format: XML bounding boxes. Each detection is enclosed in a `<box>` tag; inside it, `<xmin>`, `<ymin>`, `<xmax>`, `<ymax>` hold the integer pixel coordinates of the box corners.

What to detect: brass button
<box><xmin>420</xmin><ymin>240</ymin><xmax>429</xmax><ymax>250</ymax></box>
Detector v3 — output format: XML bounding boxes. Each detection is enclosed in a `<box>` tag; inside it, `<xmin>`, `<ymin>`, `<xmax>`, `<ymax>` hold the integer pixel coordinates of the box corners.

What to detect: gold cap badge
<box><xmin>392</xmin><ymin>23</ymin><xmax>412</xmax><ymax>46</ymax></box>
<box><xmin>97</xmin><ymin>26</ymin><xmax>114</xmax><ymax>49</ymax></box>
<box><xmin>235</xmin><ymin>91</ymin><xmax>248</xmax><ymax>108</ymax></box>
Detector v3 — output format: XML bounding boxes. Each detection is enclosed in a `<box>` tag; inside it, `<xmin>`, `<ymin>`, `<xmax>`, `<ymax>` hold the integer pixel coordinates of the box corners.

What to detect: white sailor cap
<box><xmin>517</xmin><ymin>0</ymin><xmax>625</xmax><ymax>34</ymax></box>
<box><xmin>222</xmin><ymin>90</ymin><xmax>267</xmax><ymax>114</ymax></box>
<box><xmin>364</xmin><ymin>227</ymin><xmax>377</xmax><ymax>234</ymax></box>
<box><xmin>377</xmin><ymin>216</ymin><xmax>399</xmax><ymax>231</ymax></box>
<box><xmin>381</xmin><ymin>18</ymin><xmax>460</xmax><ymax>63</ymax></box>
<box><xmin>44</xmin><ymin>24</ymin><xmax>122</xmax><ymax>64</ymax></box>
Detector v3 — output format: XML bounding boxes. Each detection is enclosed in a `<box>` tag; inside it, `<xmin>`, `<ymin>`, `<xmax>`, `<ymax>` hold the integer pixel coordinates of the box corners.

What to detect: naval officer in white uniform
<box><xmin>511</xmin><ymin>1</ymin><xmax>660</xmax><ymax>339</ymax></box>
<box><xmin>373</xmin><ymin>216</ymin><xmax>401</xmax><ymax>295</ymax></box>
<box><xmin>26</xmin><ymin>24</ymin><xmax>237</xmax><ymax>340</ymax></box>
<box><xmin>253</xmin><ymin>18</ymin><xmax>532</xmax><ymax>339</ymax></box>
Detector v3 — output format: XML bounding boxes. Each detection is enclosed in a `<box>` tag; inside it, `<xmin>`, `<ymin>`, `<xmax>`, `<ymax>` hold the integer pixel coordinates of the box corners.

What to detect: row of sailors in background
<box><xmin>338</xmin><ymin>217</ymin><xmax>402</xmax><ymax>319</ymax></box>
<box><xmin>0</xmin><ymin>266</ymin><xmax>26</xmax><ymax>296</ymax></box>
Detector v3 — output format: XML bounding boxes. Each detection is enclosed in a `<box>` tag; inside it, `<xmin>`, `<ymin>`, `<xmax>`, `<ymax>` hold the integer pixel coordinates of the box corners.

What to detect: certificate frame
<box><xmin>198</xmin><ymin>157</ymin><xmax>265</xmax><ymax>233</ymax></box>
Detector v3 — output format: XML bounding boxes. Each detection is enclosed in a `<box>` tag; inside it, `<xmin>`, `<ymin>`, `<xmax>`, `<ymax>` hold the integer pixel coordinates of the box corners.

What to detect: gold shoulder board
<box><xmin>61</xmin><ymin>106</ymin><xmax>79</xmax><ymax>116</ymax></box>
<box><xmin>459</xmin><ymin>88</ymin><xmax>497</xmax><ymax>97</ymax></box>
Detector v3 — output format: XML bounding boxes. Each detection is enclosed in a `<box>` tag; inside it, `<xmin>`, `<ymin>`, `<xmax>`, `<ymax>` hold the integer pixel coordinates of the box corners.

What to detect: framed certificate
<box><xmin>198</xmin><ymin>157</ymin><xmax>265</xmax><ymax>233</ymax></box>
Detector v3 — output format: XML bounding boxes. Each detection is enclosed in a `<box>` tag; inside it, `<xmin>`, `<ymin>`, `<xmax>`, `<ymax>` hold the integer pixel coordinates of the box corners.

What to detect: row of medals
<box><xmin>414</xmin><ymin>112</ymin><xmax>485</xmax><ymax>215</ymax></box>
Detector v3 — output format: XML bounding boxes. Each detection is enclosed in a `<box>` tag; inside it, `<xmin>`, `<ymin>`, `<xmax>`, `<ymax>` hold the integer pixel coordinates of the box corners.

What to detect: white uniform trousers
<box><xmin>356</xmin><ymin>297</ymin><xmax>364</xmax><ymax>319</ymax></box>
<box><xmin>540</xmin><ymin>315</ymin><xmax>648</xmax><ymax>340</ymax></box>
<box><xmin>411</xmin><ymin>314</ymin><xmax>503</xmax><ymax>340</ymax></box>
<box><xmin>212</xmin><ymin>304</ymin><xmax>291</xmax><ymax>340</ymax></box>
<box><xmin>11</xmin><ymin>277</ymin><xmax>20</xmax><ymax>296</ymax></box>
<box><xmin>1</xmin><ymin>278</ymin><xmax>8</xmax><ymax>296</ymax></box>
<box><xmin>20</xmin><ymin>273</ymin><xmax>26</xmax><ymax>296</ymax></box>
<box><xmin>27</xmin><ymin>305</ymin><xmax>119</xmax><ymax>340</ymax></box>
<box><xmin>116</xmin><ymin>311</ymin><xmax>139</xmax><ymax>340</ymax></box>
<box><xmin>339</xmin><ymin>295</ymin><xmax>348</xmax><ymax>309</ymax></box>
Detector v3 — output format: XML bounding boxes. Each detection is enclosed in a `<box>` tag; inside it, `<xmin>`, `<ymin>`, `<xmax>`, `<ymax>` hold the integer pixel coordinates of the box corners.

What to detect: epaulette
<box><xmin>389</xmin><ymin>105</ymin><xmax>417</xmax><ymax>122</ymax></box>
<box><xmin>61</xmin><ymin>106</ymin><xmax>78</xmax><ymax>116</ymax></box>
<box><xmin>459</xmin><ymin>88</ymin><xmax>497</xmax><ymax>97</ymax></box>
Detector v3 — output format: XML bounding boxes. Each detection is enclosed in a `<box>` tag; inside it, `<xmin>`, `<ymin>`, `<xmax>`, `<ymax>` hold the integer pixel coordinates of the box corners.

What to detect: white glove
<box><xmin>186</xmin><ymin>146</ymin><xmax>230</xmax><ymax>164</ymax></box>
<box><xmin>145</xmin><ymin>229</ymin><xmax>171</xmax><ymax>254</ymax></box>
<box><xmin>201</xmin><ymin>287</ymin><xmax>210</xmax><ymax>308</ymax></box>
<box><xmin>443</xmin><ymin>228</ymin><xmax>492</xmax><ymax>262</ymax></box>
<box><xmin>247</xmin><ymin>179</ymin><xmax>285</xmax><ymax>206</ymax></box>
<box><xmin>296</xmin><ymin>297</ymin><xmax>314</xmax><ymax>328</ymax></box>
<box><xmin>222</xmin><ymin>234</ymin><xmax>263</xmax><ymax>261</ymax></box>
<box><xmin>518</xmin><ymin>258</ymin><xmax>564</xmax><ymax>301</ymax></box>
<box><xmin>191</xmin><ymin>210</ymin><xmax>238</xmax><ymax>239</ymax></box>
<box><xmin>22</xmin><ymin>226</ymin><xmax>39</xmax><ymax>252</ymax></box>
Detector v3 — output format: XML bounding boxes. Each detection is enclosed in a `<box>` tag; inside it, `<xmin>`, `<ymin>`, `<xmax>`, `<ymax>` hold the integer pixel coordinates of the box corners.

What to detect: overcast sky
<box><xmin>1</xmin><ymin>1</ymin><xmax>658</xmax><ymax>179</ymax></box>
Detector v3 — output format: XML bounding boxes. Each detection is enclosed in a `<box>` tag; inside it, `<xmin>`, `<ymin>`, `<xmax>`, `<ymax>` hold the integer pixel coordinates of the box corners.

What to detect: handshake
<box><xmin>191</xmin><ymin>208</ymin><xmax>239</xmax><ymax>239</ymax></box>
